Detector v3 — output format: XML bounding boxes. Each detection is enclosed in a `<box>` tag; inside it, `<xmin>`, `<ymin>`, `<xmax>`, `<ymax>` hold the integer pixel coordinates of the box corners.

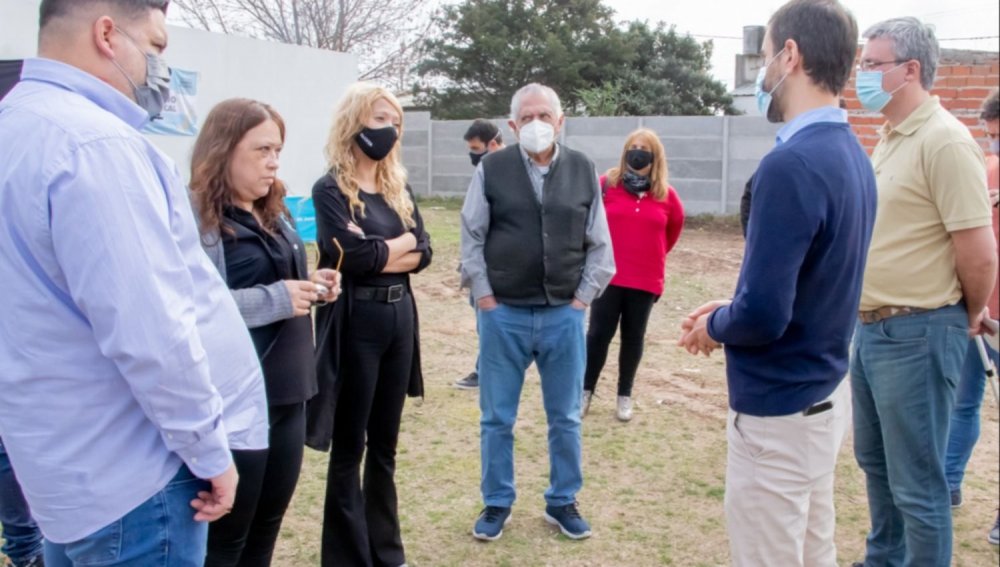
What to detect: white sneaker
<box><xmin>616</xmin><ymin>396</ymin><xmax>633</xmax><ymax>422</ymax></box>
<box><xmin>582</xmin><ymin>390</ymin><xmax>593</xmax><ymax>417</ymax></box>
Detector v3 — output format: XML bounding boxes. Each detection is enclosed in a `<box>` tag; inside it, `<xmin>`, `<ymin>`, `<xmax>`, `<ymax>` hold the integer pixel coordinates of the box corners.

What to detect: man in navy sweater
<box><xmin>678</xmin><ymin>1</ymin><xmax>876</xmax><ymax>565</ymax></box>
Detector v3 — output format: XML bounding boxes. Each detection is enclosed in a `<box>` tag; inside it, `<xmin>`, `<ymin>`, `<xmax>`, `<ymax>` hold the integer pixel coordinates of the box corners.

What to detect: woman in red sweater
<box><xmin>583</xmin><ymin>128</ymin><xmax>684</xmax><ymax>421</ymax></box>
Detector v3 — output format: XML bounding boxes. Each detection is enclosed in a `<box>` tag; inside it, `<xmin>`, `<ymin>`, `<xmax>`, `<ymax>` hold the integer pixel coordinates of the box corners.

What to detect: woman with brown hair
<box><xmin>583</xmin><ymin>128</ymin><xmax>684</xmax><ymax>421</ymax></box>
<box><xmin>190</xmin><ymin>98</ymin><xmax>341</xmax><ymax>566</ymax></box>
<box><xmin>307</xmin><ymin>82</ymin><xmax>431</xmax><ymax>567</ymax></box>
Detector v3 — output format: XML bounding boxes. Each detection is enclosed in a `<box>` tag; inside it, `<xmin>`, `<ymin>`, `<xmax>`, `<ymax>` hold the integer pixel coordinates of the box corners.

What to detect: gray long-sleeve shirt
<box><xmin>460</xmin><ymin>144</ymin><xmax>616</xmax><ymax>305</ymax></box>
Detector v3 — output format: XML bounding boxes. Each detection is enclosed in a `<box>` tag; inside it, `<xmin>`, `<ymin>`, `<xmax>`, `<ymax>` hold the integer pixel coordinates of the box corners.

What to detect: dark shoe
<box><xmin>850</xmin><ymin>563</ymin><xmax>864</xmax><ymax>567</ymax></box>
<box><xmin>989</xmin><ymin>512</ymin><xmax>999</xmax><ymax>545</ymax></box>
<box><xmin>950</xmin><ymin>488</ymin><xmax>962</xmax><ymax>508</ymax></box>
<box><xmin>454</xmin><ymin>371</ymin><xmax>479</xmax><ymax>390</ymax></box>
<box><xmin>544</xmin><ymin>502</ymin><xmax>592</xmax><ymax>540</ymax></box>
<box><xmin>472</xmin><ymin>505</ymin><xmax>511</xmax><ymax>541</ymax></box>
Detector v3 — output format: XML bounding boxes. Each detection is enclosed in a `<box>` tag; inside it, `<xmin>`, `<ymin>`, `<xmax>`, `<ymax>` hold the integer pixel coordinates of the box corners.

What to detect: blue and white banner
<box><xmin>285</xmin><ymin>196</ymin><xmax>317</xmax><ymax>242</ymax></box>
<box><xmin>143</xmin><ymin>68</ymin><xmax>199</xmax><ymax>136</ymax></box>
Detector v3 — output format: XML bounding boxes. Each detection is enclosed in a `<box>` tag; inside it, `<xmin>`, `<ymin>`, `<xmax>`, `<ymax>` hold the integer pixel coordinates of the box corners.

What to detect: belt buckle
<box><xmin>386</xmin><ymin>284</ymin><xmax>404</xmax><ymax>303</ymax></box>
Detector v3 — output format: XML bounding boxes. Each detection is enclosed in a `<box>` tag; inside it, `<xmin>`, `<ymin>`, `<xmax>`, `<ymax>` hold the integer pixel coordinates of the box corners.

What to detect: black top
<box><xmin>222</xmin><ymin>207</ymin><xmax>317</xmax><ymax>406</ymax></box>
<box><xmin>305</xmin><ymin>172</ymin><xmax>432</xmax><ymax>451</ymax></box>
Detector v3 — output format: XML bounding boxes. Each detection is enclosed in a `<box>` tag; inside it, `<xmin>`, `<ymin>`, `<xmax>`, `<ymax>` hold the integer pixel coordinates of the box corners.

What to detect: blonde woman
<box><xmin>307</xmin><ymin>82</ymin><xmax>431</xmax><ymax>567</ymax></box>
<box><xmin>583</xmin><ymin>128</ymin><xmax>684</xmax><ymax>421</ymax></box>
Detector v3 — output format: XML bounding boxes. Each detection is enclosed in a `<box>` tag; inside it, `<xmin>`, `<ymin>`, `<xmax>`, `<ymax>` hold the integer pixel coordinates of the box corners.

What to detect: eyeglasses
<box><xmin>857</xmin><ymin>59</ymin><xmax>907</xmax><ymax>72</ymax></box>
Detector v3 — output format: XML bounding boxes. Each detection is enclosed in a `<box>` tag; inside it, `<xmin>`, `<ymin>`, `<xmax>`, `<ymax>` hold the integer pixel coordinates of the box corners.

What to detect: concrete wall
<box><xmin>403</xmin><ymin>114</ymin><xmax>779</xmax><ymax>215</ymax></box>
<box><xmin>0</xmin><ymin>0</ymin><xmax>358</xmax><ymax>197</ymax></box>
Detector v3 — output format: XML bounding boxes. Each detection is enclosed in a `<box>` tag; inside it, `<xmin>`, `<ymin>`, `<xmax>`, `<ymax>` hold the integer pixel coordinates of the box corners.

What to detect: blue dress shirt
<box><xmin>0</xmin><ymin>58</ymin><xmax>267</xmax><ymax>543</ymax></box>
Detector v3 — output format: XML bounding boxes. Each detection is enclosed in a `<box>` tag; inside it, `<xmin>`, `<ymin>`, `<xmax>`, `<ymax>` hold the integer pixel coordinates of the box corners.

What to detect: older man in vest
<box><xmin>460</xmin><ymin>83</ymin><xmax>615</xmax><ymax>542</ymax></box>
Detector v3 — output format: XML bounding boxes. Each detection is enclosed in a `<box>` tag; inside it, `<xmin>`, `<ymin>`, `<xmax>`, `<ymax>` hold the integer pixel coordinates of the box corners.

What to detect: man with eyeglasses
<box><xmin>849</xmin><ymin>17</ymin><xmax>997</xmax><ymax>567</ymax></box>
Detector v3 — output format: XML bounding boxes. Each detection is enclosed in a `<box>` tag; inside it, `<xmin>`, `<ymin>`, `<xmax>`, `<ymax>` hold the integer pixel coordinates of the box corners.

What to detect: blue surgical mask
<box><xmin>991</xmin><ymin>140</ymin><xmax>999</xmax><ymax>156</ymax></box>
<box><xmin>754</xmin><ymin>48</ymin><xmax>787</xmax><ymax>119</ymax></box>
<box><xmin>855</xmin><ymin>64</ymin><xmax>906</xmax><ymax>112</ymax></box>
<box><xmin>111</xmin><ymin>26</ymin><xmax>171</xmax><ymax>119</ymax></box>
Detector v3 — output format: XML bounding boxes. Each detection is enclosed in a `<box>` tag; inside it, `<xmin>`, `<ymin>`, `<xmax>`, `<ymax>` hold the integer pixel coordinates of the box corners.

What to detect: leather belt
<box><xmin>802</xmin><ymin>400</ymin><xmax>833</xmax><ymax>416</ymax></box>
<box><xmin>354</xmin><ymin>284</ymin><xmax>406</xmax><ymax>303</ymax></box>
<box><xmin>858</xmin><ymin>305</ymin><xmax>929</xmax><ymax>324</ymax></box>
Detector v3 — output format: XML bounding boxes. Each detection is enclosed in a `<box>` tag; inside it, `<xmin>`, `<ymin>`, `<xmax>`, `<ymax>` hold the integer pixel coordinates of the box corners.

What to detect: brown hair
<box><xmin>605</xmin><ymin>128</ymin><xmax>670</xmax><ymax>201</ymax></box>
<box><xmin>190</xmin><ymin>98</ymin><xmax>289</xmax><ymax>240</ymax></box>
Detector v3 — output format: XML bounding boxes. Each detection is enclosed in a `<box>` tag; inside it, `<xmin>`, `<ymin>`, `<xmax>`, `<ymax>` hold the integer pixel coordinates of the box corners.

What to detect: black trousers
<box><xmin>322</xmin><ymin>297</ymin><xmax>414</xmax><ymax>567</ymax></box>
<box><xmin>583</xmin><ymin>284</ymin><xmax>657</xmax><ymax>397</ymax></box>
<box><xmin>206</xmin><ymin>402</ymin><xmax>306</xmax><ymax>567</ymax></box>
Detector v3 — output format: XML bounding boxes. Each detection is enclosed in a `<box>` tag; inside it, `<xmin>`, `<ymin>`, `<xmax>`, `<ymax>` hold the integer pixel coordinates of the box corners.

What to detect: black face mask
<box><xmin>625</xmin><ymin>149</ymin><xmax>653</xmax><ymax>171</ymax></box>
<box><xmin>622</xmin><ymin>170</ymin><xmax>651</xmax><ymax>195</ymax></box>
<box><xmin>355</xmin><ymin>126</ymin><xmax>398</xmax><ymax>161</ymax></box>
<box><xmin>469</xmin><ymin>151</ymin><xmax>487</xmax><ymax>167</ymax></box>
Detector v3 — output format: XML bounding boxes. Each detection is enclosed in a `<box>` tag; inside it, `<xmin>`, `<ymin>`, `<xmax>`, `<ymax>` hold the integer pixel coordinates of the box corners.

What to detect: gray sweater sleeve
<box><xmin>201</xmin><ymin>230</ymin><xmax>295</xmax><ymax>329</ymax></box>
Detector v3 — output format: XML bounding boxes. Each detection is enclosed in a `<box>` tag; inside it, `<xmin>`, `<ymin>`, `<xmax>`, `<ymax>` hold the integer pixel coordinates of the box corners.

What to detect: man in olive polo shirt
<box><xmin>849</xmin><ymin>17</ymin><xmax>997</xmax><ymax>567</ymax></box>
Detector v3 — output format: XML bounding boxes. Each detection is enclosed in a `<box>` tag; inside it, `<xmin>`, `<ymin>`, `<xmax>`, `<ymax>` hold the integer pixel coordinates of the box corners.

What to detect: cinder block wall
<box><xmin>402</xmin><ymin>114</ymin><xmax>779</xmax><ymax>215</ymax></box>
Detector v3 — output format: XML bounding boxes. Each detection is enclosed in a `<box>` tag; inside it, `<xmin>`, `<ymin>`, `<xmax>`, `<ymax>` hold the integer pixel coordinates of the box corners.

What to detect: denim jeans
<box><xmin>850</xmin><ymin>304</ymin><xmax>968</xmax><ymax>567</ymax></box>
<box><xmin>478</xmin><ymin>303</ymin><xmax>585</xmax><ymax>507</ymax></box>
<box><xmin>0</xmin><ymin>437</ymin><xmax>43</xmax><ymax>567</ymax></box>
<box><xmin>945</xmin><ymin>338</ymin><xmax>999</xmax><ymax>491</ymax></box>
<box><xmin>44</xmin><ymin>465</ymin><xmax>210</xmax><ymax>567</ymax></box>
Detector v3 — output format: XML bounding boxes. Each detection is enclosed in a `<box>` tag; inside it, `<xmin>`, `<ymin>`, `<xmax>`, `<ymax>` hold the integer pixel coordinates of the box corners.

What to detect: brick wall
<box><xmin>842</xmin><ymin>48</ymin><xmax>999</xmax><ymax>154</ymax></box>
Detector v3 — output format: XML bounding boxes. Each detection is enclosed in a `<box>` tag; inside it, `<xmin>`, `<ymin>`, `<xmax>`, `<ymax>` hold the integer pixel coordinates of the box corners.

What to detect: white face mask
<box><xmin>518</xmin><ymin>119</ymin><xmax>556</xmax><ymax>154</ymax></box>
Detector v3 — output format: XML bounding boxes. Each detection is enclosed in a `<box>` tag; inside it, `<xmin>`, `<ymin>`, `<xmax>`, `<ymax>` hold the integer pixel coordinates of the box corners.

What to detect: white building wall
<box><xmin>0</xmin><ymin>0</ymin><xmax>358</xmax><ymax>196</ymax></box>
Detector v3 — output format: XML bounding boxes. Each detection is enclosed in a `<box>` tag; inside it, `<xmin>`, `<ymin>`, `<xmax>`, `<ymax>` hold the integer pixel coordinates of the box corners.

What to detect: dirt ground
<box><xmin>276</xmin><ymin>208</ymin><xmax>1000</xmax><ymax>566</ymax></box>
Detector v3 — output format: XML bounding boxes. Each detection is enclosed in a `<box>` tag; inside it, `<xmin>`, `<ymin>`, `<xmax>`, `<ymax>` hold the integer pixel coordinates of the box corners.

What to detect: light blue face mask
<box><xmin>991</xmin><ymin>139</ymin><xmax>999</xmax><ymax>155</ymax></box>
<box><xmin>855</xmin><ymin>63</ymin><xmax>906</xmax><ymax>112</ymax></box>
<box><xmin>755</xmin><ymin>48</ymin><xmax>787</xmax><ymax>119</ymax></box>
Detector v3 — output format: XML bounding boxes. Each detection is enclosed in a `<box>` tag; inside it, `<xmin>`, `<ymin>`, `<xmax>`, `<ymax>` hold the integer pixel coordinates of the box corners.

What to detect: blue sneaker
<box><xmin>472</xmin><ymin>506</ymin><xmax>512</xmax><ymax>541</ymax></box>
<box><xmin>544</xmin><ymin>502</ymin><xmax>592</xmax><ymax>540</ymax></box>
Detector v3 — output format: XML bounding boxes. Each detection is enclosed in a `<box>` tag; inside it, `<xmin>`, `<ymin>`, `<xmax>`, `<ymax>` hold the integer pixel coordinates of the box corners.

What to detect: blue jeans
<box><xmin>478</xmin><ymin>303</ymin><xmax>585</xmax><ymax>507</ymax></box>
<box><xmin>0</xmin><ymin>437</ymin><xmax>43</xmax><ymax>567</ymax></box>
<box><xmin>850</xmin><ymin>304</ymin><xmax>969</xmax><ymax>567</ymax></box>
<box><xmin>44</xmin><ymin>465</ymin><xmax>210</xmax><ymax>567</ymax></box>
<box><xmin>945</xmin><ymin>338</ymin><xmax>999</xmax><ymax>491</ymax></box>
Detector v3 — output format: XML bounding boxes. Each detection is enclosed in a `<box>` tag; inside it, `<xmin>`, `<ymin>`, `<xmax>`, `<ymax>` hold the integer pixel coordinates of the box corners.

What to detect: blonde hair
<box><xmin>605</xmin><ymin>128</ymin><xmax>670</xmax><ymax>201</ymax></box>
<box><xmin>324</xmin><ymin>82</ymin><xmax>414</xmax><ymax>228</ymax></box>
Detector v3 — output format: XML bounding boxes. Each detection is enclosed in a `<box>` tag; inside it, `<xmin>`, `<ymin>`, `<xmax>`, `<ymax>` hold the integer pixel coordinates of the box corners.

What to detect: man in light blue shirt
<box><xmin>0</xmin><ymin>1</ymin><xmax>268</xmax><ymax>564</ymax></box>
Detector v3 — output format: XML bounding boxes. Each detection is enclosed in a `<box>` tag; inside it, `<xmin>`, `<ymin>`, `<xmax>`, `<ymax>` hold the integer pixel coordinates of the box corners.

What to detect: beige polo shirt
<box><xmin>860</xmin><ymin>96</ymin><xmax>991</xmax><ymax>311</ymax></box>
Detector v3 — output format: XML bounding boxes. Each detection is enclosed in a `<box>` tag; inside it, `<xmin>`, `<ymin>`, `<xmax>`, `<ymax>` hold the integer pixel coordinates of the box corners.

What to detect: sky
<box><xmin>602</xmin><ymin>0</ymin><xmax>1000</xmax><ymax>88</ymax></box>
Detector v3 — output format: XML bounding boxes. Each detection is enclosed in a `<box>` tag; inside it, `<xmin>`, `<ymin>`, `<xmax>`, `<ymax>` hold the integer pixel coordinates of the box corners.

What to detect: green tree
<box><xmin>415</xmin><ymin>0</ymin><xmax>736</xmax><ymax>118</ymax></box>
<box><xmin>614</xmin><ymin>21</ymin><xmax>735</xmax><ymax>116</ymax></box>
<box><xmin>415</xmin><ymin>0</ymin><xmax>631</xmax><ymax>118</ymax></box>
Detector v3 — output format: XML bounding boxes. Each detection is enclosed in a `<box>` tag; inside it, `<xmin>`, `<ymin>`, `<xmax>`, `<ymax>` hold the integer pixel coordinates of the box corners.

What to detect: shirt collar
<box><xmin>878</xmin><ymin>95</ymin><xmax>941</xmax><ymax>139</ymax></box>
<box><xmin>519</xmin><ymin>143</ymin><xmax>560</xmax><ymax>169</ymax></box>
<box><xmin>776</xmin><ymin>105</ymin><xmax>847</xmax><ymax>144</ymax></box>
<box><xmin>20</xmin><ymin>58</ymin><xmax>149</xmax><ymax>130</ymax></box>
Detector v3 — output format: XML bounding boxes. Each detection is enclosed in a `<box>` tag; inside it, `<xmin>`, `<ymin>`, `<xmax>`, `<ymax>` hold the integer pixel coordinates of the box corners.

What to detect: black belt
<box><xmin>802</xmin><ymin>400</ymin><xmax>833</xmax><ymax>416</ymax></box>
<box><xmin>354</xmin><ymin>284</ymin><xmax>406</xmax><ymax>303</ymax></box>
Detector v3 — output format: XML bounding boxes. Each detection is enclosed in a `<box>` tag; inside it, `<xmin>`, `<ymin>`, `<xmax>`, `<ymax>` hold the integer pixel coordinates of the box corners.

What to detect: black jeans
<box><xmin>323</xmin><ymin>297</ymin><xmax>414</xmax><ymax>567</ymax></box>
<box><xmin>206</xmin><ymin>402</ymin><xmax>306</xmax><ymax>567</ymax></box>
<box><xmin>583</xmin><ymin>284</ymin><xmax>656</xmax><ymax>397</ymax></box>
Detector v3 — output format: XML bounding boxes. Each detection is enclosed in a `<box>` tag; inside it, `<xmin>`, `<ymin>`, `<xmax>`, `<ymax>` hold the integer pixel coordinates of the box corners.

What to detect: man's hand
<box><xmin>477</xmin><ymin>295</ymin><xmax>499</xmax><ymax>311</ymax></box>
<box><xmin>191</xmin><ymin>463</ymin><xmax>238</xmax><ymax>522</ymax></box>
<box><xmin>678</xmin><ymin>300</ymin><xmax>730</xmax><ymax>356</ymax></box>
<box><xmin>570</xmin><ymin>298</ymin><xmax>587</xmax><ymax>311</ymax></box>
<box><xmin>970</xmin><ymin>305</ymin><xmax>995</xmax><ymax>337</ymax></box>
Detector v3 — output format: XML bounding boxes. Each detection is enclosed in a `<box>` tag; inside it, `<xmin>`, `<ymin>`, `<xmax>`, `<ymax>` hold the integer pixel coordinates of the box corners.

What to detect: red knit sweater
<box><xmin>600</xmin><ymin>175</ymin><xmax>685</xmax><ymax>296</ymax></box>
